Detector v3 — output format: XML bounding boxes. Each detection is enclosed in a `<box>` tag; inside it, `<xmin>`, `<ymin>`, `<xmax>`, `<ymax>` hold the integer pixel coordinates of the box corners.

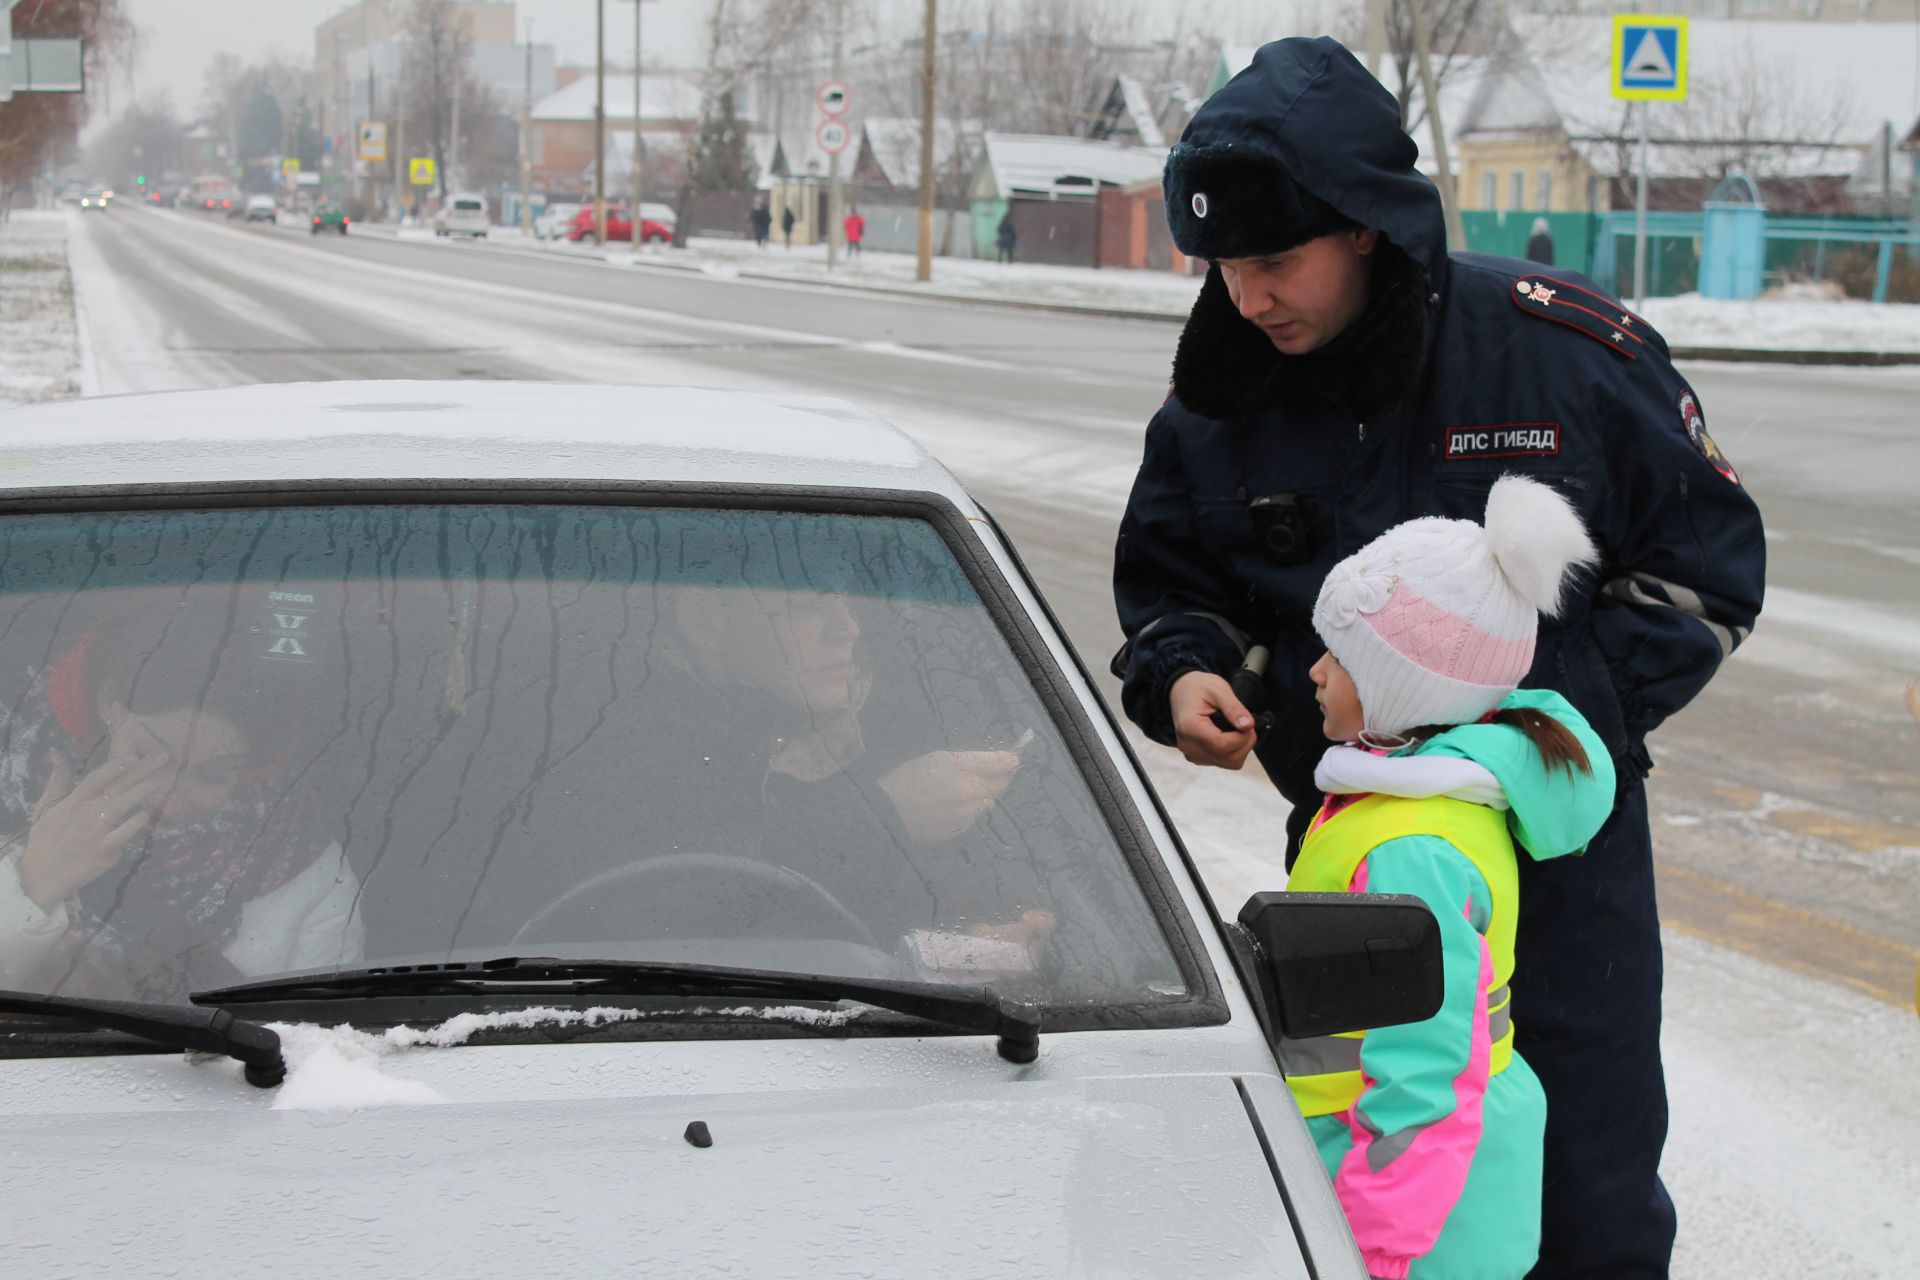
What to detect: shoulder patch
<box><xmin>1511</xmin><ymin>276</ymin><xmax>1648</xmax><ymax>360</ymax></box>
<box><xmin>1678</xmin><ymin>389</ymin><xmax>1740</xmax><ymax>485</ymax></box>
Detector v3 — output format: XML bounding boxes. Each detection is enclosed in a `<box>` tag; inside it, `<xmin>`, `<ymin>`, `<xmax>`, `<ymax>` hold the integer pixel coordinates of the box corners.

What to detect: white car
<box><xmin>433</xmin><ymin>192</ymin><xmax>489</xmax><ymax>238</ymax></box>
<box><xmin>532</xmin><ymin>200</ymin><xmax>585</xmax><ymax>240</ymax></box>
<box><xmin>243</xmin><ymin>193</ymin><xmax>278</xmax><ymax>223</ymax></box>
<box><xmin>0</xmin><ymin>381</ymin><xmax>1441</xmax><ymax>1279</ymax></box>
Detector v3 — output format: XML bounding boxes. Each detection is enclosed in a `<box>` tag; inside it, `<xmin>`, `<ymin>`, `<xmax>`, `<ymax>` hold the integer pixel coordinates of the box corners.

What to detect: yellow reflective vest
<box><xmin>1282</xmin><ymin>791</ymin><xmax>1519</xmax><ymax>1117</ymax></box>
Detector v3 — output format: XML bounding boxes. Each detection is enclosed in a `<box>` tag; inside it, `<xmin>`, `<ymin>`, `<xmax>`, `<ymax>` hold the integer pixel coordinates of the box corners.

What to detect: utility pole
<box><xmin>1363</xmin><ymin>0</ymin><xmax>1387</xmax><ymax>78</ymax></box>
<box><xmin>1407</xmin><ymin>0</ymin><xmax>1465</xmax><ymax>251</ymax></box>
<box><xmin>1633</xmin><ymin>99</ymin><xmax>1649</xmax><ymax>308</ymax></box>
<box><xmin>594</xmin><ymin>0</ymin><xmax>607</xmax><ymax>243</ymax></box>
<box><xmin>826</xmin><ymin>0</ymin><xmax>844</xmax><ymax>269</ymax></box>
<box><xmin>520</xmin><ymin>19</ymin><xmax>534</xmax><ymax>235</ymax></box>
<box><xmin>916</xmin><ymin>0</ymin><xmax>936</xmax><ymax>282</ymax></box>
<box><xmin>449</xmin><ymin>78</ymin><xmax>461</xmax><ymax>195</ymax></box>
<box><xmin>630</xmin><ymin>0</ymin><xmax>648</xmax><ymax>212</ymax></box>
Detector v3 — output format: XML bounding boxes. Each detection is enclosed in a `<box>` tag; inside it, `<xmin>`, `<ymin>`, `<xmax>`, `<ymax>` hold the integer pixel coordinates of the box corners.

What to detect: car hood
<box><xmin>0</xmin><ymin>1028</ymin><xmax>1315</xmax><ymax>1278</ymax></box>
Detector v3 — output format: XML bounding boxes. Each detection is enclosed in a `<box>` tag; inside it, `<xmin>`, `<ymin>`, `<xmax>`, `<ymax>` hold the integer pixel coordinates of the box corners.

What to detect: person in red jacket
<box><xmin>843</xmin><ymin>206</ymin><xmax>866</xmax><ymax>257</ymax></box>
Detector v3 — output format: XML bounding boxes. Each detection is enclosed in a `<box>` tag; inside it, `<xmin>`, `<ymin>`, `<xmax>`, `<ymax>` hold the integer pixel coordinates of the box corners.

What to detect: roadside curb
<box><xmin>1667</xmin><ymin>346</ymin><xmax>1920</xmax><ymax>367</ymax></box>
<box><xmin>344</xmin><ymin>220</ymin><xmax>1920</xmax><ymax>363</ymax></box>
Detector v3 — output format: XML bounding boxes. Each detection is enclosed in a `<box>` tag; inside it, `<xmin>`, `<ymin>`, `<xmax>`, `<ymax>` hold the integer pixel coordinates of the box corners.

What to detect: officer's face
<box><xmin>1218</xmin><ymin>230</ymin><xmax>1380</xmax><ymax>356</ymax></box>
<box><xmin>1308</xmin><ymin>650</ymin><xmax>1365</xmax><ymax>743</ymax></box>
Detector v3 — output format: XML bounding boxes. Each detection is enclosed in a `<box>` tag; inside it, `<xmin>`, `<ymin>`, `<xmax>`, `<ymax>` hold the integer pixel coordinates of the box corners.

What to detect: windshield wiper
<box><xmin>194</xmin><ymin>956</ymin><xmax>1042</xmax><ymax>1064</ymax></box>
<box><xmin>0</xmin><ymin>988</ymin><xmax>286</xmax><ymax>1087</ymax></box>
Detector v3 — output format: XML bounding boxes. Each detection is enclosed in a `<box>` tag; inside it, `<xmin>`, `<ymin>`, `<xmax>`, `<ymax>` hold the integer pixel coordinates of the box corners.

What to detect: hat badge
<box><xmin>1191</xmin><ymin>192</ymin><xmax>1210</xmax><ymax>218</ymax></box>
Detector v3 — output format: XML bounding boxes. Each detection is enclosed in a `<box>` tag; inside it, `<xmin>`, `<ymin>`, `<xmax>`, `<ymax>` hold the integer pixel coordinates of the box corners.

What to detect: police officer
<box><xmin>1112</xmin><ymin>38</ymin><xmax>1765</xmax><ymax>1280</ymax></box>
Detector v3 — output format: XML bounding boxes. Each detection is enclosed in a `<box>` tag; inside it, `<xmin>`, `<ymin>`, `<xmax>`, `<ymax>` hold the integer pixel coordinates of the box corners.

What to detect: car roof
<box><xmin>0</xmin><ymin>381</ymin><xmax>976</xmax><ymax>505</ymax></box>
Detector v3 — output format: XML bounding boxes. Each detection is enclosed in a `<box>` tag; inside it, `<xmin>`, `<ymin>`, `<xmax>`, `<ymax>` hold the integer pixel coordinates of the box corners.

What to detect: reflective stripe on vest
<box><xmin>1281</xmin><ymin>791</ymin><xmax>1520</xmax><ymax>1118</ymax></box>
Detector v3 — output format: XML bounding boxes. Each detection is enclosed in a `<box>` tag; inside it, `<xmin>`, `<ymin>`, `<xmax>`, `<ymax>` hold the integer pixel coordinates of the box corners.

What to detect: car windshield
<box><xmin>0</xmin><ymin>503</ymin><xmax>1185</xmax><ymax>1017</ymax></box>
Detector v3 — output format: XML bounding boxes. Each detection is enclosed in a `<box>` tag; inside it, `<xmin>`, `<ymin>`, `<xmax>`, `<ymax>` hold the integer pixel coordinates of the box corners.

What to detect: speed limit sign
<box><xmin>816</xmin><ymin>118</ymin><xmax>851</xmax><ymax>156</ymax></box>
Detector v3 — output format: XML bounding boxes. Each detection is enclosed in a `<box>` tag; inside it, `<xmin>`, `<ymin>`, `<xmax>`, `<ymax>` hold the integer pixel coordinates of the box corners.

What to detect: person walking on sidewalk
<box><xmin>780</xmin><ymin>203</ymin><xmax>796</xmax><ymax>249</ymax></box>
<box><xmin>1111</xmin><ymin>37</ymin><xmax>1765</xmax><ymax>1280</ymax></box>
<box><xmin>843</xmin><ymin>206</ymin><xmax>866</xmax><ymax>258</ymax></box>
<box><xmin>995</xmin><ymin>211</ymin><xmax>1017</xmax><ymax>263</ymax></box>
<box><xmin>1291</xmin><ymin>476</ymin><xmax>1615</xmax><ymax>1280</ymax></box>
<box><xmin>750</xmin><ymin>200</ymin><xmax>772</xmax><ymax>248</ymax></box>
<box><xmin>1526</xmin><ymin>217</ymin><xmax>1555</xmax><ymax>266</ymax></box>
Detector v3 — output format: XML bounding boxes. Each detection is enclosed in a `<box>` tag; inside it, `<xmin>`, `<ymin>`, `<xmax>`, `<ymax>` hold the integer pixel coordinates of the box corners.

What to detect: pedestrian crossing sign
<box><xmin>1612</xmin><ymin>14</ymin><xmax>1687</xmax><ymax>101</ymax></box>
<box><xmin>409</xmin><ymin>157</ymin><xmax>436</xmax><ymax>186</ymax></box>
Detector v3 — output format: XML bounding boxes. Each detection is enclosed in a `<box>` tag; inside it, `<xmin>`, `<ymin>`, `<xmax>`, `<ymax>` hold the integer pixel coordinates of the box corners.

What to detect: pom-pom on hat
<box><xmin>1311</xmin><ymin>476</ymin><xmax>1597</xmax><ymax>738</ymax></box>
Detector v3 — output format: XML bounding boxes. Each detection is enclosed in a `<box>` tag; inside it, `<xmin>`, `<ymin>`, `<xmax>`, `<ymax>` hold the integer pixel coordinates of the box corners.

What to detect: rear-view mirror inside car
<box><xmin>1236</xmin><ymin>891</ymin><xmax>1444</xmax><ymax>1040</ymax></box>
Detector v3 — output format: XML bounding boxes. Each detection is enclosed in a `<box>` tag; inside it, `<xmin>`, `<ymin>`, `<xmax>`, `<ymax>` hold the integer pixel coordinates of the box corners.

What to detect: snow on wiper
<box><xmin>194</xmin><ymin>956</ymin><xmax>1042</xmax><ymax>1063</ymax></box>
<box><xmin>0</xmin><ymin>988</ymin><xmax>286</xmax><ymax>1087</ymax></box>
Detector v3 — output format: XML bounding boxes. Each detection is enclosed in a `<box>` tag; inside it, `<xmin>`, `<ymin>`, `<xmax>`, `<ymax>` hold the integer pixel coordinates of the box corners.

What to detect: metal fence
<box><xmin>1588</xmin><ymin>212</ymin><xmax>1920</xmax><ymax>303</ymax></box>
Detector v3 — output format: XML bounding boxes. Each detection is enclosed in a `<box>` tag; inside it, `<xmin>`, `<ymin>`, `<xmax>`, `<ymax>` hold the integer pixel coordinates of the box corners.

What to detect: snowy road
<box><xmin>53</xmin><ymin>204</ymin><xmax>1920</xmax><ymax>1274</ymax></box>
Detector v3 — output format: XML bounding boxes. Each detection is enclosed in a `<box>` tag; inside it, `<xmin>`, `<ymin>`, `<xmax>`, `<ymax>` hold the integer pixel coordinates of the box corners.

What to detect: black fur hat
<box><xmin>1163</xmin><ymin>141</ymin><xmax>1359</xmax><ymax>261</ymax></box>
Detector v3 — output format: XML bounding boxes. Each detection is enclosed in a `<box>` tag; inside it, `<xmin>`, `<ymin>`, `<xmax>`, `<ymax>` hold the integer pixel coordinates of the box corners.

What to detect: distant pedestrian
<box><xmin>750</xmin><ymin>200</ymin><xmax>772</xmax><ymax>248</ymax></box>
<box><xmin>844</xmin><ymin>206</ymin><xmax>866</xmax><ymax>257</ymax></box>
<box><xmin>995</xmin><ymin>211</ymin><xmax>1017</xmax><ymax>264</ymax></box>
<box><xmin>780</xmin><ymin>203</ymin><xmax>796</xmax><ymax>249</ymax></box>
<box><xmin>1526</xmin><ymin>216</ymin><xmax>1555</xmax><ymax>266</ymax></box>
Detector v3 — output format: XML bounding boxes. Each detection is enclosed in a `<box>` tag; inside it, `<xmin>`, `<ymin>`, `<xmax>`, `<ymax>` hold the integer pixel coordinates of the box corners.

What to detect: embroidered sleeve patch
<box><xmin>1443</xmin><ymin>422</ymin><xmax>1562</xmax><ymax>461</ymax></box>
<box><xmin>1679</xmin><ymin>390</ymin><xmax>1740</xmax><ymax>485</ymax></box>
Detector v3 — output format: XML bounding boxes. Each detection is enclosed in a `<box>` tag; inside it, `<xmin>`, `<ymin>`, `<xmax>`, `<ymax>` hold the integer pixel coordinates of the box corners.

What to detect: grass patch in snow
<box><xmin>0</xmin><ymin>213</ymin><xmax>83</xmax><ymax>407</ymax></box>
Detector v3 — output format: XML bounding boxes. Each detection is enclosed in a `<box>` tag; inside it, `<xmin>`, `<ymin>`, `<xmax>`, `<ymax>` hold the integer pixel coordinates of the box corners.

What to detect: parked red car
<box><xmin>565</xmin><ymin>205</ymin><xmax>671</xmax><ymax>244</ymax></box>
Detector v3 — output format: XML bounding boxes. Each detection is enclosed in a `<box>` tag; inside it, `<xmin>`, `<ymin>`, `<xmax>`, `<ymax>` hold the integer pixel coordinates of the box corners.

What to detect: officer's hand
<box><xmin>1170</xmin><ymin>671</ymin><xmax>1255</xmax><ymax>770</ymax></box>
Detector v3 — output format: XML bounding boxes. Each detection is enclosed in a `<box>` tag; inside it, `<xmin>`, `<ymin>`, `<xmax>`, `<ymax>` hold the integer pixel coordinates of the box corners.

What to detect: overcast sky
<box><xmin>109</xmin><ymin>0</ymin><xmax>1310</xmax><ymax>121</ymax></box>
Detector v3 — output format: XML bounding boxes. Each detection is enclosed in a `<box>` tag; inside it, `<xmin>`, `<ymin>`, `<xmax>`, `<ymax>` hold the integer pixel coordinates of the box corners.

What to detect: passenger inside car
<box><xmin>0</xmin><ymin>585</ymin><xmax>362</xmax><ymax>1000</ymax></box>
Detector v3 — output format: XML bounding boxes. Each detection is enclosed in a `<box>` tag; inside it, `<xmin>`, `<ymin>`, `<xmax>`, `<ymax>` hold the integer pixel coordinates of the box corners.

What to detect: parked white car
<box><xmin>532</xmin><ymin>200</ymin><xmax>585</xmax><ymax>240</ymax></box>
<box><xmin>433</xmin><ymin>192</ymin><xmax>489</xmax><ymax>238</ymax></box>
<box><xmin>0</xmin><ymin>381</ymin><xmax>1442</xmax><ymax>1279</ymax></box>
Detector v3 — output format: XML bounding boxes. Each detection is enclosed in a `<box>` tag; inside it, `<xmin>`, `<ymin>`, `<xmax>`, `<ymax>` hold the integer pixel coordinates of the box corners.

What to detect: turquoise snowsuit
<box><xmin>1291</xmin><ymin>690</ymin><xmax>1615</xmax><ymax>1280</ymax></box>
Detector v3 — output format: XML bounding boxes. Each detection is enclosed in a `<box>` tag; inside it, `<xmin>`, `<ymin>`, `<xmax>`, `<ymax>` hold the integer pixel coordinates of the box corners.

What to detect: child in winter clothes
<box><xmin>1285</xmin><ymin>475</ymin><xmax>1617</xmax><ymax>1280</ymax></box>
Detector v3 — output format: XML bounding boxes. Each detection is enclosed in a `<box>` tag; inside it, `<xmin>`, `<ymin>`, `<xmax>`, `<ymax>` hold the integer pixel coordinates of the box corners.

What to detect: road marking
<box><xmin>1657</xmin><ymin>859</ymin><xmax>1919</xmax><ymax>1009</ymax></box>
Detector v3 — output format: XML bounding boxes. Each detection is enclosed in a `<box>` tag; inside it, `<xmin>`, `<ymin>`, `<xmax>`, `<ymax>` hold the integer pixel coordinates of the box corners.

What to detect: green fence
<box><xmin>1461</xmin><ymin>211</ymin><xmax>1596</xmax><ymax>272</ymax></box>
<box><xmin>1591</xmin><ymin>212</ymin><xmax>1919</xmax><ymax>303</ymax></box>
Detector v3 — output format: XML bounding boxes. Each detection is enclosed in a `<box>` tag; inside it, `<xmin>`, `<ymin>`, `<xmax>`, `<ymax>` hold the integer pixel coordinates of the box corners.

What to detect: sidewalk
<box><xmin>0</xmin><ymin>211</ymin><xmax>83</xmax><ymax>407</ymax></box>
<box><xmin>473</xmin><ymin>224</ymin><xmax>1920</xmax><ymax>361</ymax></box>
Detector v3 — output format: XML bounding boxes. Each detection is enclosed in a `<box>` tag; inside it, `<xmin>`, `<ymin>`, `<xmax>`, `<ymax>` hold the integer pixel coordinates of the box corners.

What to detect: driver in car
<box><xmin>643</xmin><ymin>578</ymin><xmax>1060</xmax><ymax>971</ymax></box>
<box><xmin>0</xmin><ymin>587</ymin><xmax>362</xmax><ymax>1001</ymax></box>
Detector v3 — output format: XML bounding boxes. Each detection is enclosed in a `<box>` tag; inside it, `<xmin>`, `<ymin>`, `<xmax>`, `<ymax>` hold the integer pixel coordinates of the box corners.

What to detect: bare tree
<box><xmin>0</xmin><ymin>0</ymin><xmax>133</xmax><ymax>217</ymax></box>
<box><xmin>402</xmin><ymin>0</ymin><xmax>482</xmax><ymax>196</ymax></box>
<box><xmin>1336</xmin><ymin>0</ymin><xmax>1500</xmax><ymax>133</ymax></box>
<box><xmin>674</xmin><ymin>0</ymin><xmax>821</xmax><ymax>242</ymax></box>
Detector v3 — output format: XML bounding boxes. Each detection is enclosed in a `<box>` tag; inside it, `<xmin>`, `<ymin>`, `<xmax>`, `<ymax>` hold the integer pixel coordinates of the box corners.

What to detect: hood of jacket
<box><xmin>1166</xmin><ymin>38</ymin><xmax>1450</xmax><ymax>420</ymax></box>
<box><xmin>1413</xmin><ymin>689</ymin><xmax>1617</xmax><ymax>861</ymax></box>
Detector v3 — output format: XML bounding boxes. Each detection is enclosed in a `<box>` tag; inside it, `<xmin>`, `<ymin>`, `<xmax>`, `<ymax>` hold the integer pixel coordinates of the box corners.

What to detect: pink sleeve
<box><xmin>1330</xmin><ymin>843</ymin><xmax>1496</xmax><ymax>1277</ymax></box>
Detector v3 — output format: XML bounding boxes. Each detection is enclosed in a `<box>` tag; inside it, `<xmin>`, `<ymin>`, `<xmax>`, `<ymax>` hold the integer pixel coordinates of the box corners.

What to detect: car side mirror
<box><xmin>1235</xmin><ymin>891</ymin><xmax>1443</xmax><ymax>1040</ymax></box>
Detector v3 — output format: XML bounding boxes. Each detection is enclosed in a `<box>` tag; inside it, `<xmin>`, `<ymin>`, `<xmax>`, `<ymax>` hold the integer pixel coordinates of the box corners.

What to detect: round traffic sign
<box><xmin>817</xmin><ymin>80</ymin><xmax>850</xmax><ymax>116</ymax></box>
<box><xmin>816</xmin><ymin>118</ymin><xmax>851</xmax><ymax>156</ymax></box>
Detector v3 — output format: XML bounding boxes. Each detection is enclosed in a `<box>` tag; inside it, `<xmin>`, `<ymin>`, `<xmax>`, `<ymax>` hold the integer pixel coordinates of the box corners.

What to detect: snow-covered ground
<box><xmin>0</xmin><ymin>211</ymin><xmax>84</xmax><ymax>406</ymax></box>
<box><xmin>463</xmin><ymin>223</ymin><xmax>1920</xmax><ymax>354</ymax></box>
<box><xmin>1640</xmin><ymin>291</ymin><xmax>1920</xmax><ymax>354</ymax></box>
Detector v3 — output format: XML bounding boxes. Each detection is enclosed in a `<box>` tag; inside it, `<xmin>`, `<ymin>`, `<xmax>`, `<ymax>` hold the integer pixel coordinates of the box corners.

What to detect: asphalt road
<box><xmin>66</xmin><ymin>203</ymin><xmax>1920</xmax><ymax>1008</ymax></box>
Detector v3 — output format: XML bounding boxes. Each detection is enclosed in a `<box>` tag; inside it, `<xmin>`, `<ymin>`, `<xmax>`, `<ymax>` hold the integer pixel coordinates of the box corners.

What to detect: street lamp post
<box><xmin>628</xmin><ymin>0</ymin><xmax>653</xmax><ymax>213</ymax></box>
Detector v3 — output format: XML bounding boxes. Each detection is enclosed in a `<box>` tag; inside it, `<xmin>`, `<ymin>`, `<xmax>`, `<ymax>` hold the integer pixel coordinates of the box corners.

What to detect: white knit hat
<box><xmin>1311</xmin><ymin>475</ymin><xmax>1597</xmax><ymax>738</ymax></box>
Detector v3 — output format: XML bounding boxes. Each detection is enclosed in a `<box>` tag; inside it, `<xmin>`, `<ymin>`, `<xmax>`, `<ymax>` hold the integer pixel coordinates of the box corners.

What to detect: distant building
<box><xmin>1455</xmin><ymin>17</ymin><xmax>1920</xmax><ymax>216</ymax></box>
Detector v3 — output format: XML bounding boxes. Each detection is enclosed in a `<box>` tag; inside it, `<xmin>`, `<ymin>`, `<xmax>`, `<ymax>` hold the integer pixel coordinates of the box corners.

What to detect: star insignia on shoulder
<box><xmin>1611</xmin><ymin>329</ymin><xmax>1625</xmax><ymax>342</ymax></box>
<box><xmin>1619</xmin><ymin>314</ymin><xmax>1634</xmax><ymax>327</ymax></box>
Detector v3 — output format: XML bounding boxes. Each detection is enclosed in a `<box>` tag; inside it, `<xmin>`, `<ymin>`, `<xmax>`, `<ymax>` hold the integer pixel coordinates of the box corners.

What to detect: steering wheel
<box><xmin>512</xmin><ymin>853</ymin><xmax>883</xmax><ymax>952</ymax></box>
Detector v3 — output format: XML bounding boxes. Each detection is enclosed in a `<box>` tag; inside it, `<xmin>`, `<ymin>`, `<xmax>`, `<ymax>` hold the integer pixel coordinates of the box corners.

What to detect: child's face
<box><xmin>1309</xmin><ymin>651</ymin><xmax>1365</xmax><ymax>743</ymax></box>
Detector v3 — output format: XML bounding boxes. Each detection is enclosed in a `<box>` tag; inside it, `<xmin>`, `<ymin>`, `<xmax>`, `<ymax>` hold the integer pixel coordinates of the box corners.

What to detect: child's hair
<box><xmin>1405</xmin><ymin>706</ymin><xmax>1594</xmax><ymax>777</ymax></box>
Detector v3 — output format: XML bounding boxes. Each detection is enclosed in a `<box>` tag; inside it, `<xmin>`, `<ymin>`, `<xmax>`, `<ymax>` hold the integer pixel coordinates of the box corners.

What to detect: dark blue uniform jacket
<box><xmin>1113</xmin><ymin>40</ymin><xmax>1766</xmax><ymax>839</ymax></box>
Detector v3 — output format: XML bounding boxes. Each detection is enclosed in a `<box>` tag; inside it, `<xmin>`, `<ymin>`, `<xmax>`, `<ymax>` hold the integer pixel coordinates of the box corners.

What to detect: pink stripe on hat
<box><xmin>1360</xmin><ymin>585</ymin><xmax>1536</xmax><ymax>688</ymax></box>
